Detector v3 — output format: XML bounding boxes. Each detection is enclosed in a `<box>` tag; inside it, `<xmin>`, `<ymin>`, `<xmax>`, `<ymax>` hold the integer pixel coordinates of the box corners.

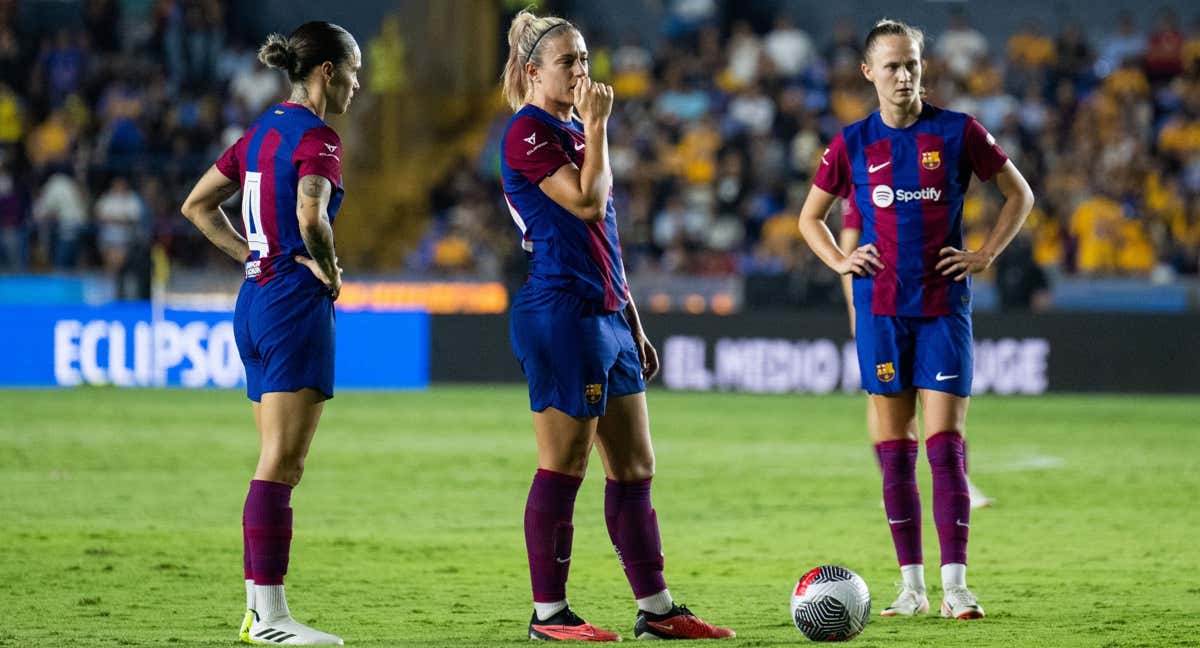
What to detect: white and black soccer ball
<box><xmin>790</xmin><ymin>565</ymin><xmax>871</xmax><ymax>642</ymax></box>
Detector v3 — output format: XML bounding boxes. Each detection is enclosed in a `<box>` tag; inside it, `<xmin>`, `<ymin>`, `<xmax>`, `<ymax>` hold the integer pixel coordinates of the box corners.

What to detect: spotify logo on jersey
<box><xmin>872</xmin><ymin>185</ymin><xmax>894</xmax><ymax>208</ymax></box>
<box><xmin>871</xmin><ymin>185</ymin><xmax>943</xmax><ymax>208</ymax></box>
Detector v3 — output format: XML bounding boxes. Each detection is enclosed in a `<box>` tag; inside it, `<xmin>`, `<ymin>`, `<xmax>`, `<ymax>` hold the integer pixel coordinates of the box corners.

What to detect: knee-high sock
<box><xmin>243</xmin><ymin>509</ymin><xmax>253</xmax><ymax>581</ymax></box>
<box><xmin>875</xmin><ymin>440</ymin><xmax>923</xmax><ymax>566</ymax></box>
<box><xmin>525</xmin><ymin>469</ymin><xmax>582</xmax><ymax>603</ymax></box>
<box><xmin>243</xmin><ymin>480</ymin><xmax>294</xmax><ymax>586</ymax></box>
<box><xmin>605</xmin><ymin>478</ymin><xmax>668</xmax><ymax>598</ymax></box>
<box><xmin>927</xmin><ymin>431</ymin><xmax>969</xmax><ymax>566</ymax></box>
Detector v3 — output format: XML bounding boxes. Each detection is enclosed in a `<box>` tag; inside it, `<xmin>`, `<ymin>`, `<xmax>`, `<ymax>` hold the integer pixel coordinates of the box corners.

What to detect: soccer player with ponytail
<box><xmin>499</xmin><ymin>9</ymin><xmax>734</xmax><ymax>642</ymax></box>
<box><xmin>799</xmin><ymin>19</ymin><xmax>1034</xmax><ymax>620</ymax></box>
<box><xmin>182</xmin><ymin>21</ymin><xmax>360</xmax><ymax>645</ymax></box>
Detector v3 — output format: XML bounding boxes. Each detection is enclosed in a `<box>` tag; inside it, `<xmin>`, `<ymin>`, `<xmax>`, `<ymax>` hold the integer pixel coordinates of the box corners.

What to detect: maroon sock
<box><xmin>244</xmin><ymin>480</ymin><xmax>293</xmax><ymax>586</ymax></box>
<box><xmin>242</xmin><ymin>510</ymin><xmax>252</xmax><ymax>580</ymax></box>
<box><xmin>875</xmin><ymin>440</ymin><xmax>923</xmax><ymax>566</ymax></box>
<box><xmin>604</xmin><ymin>478</ymin><xmax>668</xmax><ymax>598</ymax></box>
<box><xmin>525</xmin><ymin>469</ymin><xmax>582</xmax><ymax>603</ymax></box>
<box><xmin>927</xmin><ymin>431</ymin><xmax>969</xmax><ymax>565</ymax></box>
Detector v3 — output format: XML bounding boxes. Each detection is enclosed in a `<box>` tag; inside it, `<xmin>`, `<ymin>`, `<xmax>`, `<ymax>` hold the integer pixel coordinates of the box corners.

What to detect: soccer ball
<box><xmin>790</xmin><ymin>565</ymin><xmax>871</xmax><ymax>641</ymax></box>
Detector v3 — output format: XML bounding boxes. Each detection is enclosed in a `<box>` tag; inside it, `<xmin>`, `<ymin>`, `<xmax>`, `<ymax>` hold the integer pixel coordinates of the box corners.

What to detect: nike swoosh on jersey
<box><xmin>868</xmin><ymin>161</ymin><xmax>891</xmax><ymax>173</ymax></box>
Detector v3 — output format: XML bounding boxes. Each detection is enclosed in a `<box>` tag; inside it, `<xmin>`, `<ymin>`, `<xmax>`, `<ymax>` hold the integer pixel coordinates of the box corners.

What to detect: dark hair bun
<box><xmin>257</xmin><ymin>33</ymin><xmax>293</xmax><ymax>71</ymax></box>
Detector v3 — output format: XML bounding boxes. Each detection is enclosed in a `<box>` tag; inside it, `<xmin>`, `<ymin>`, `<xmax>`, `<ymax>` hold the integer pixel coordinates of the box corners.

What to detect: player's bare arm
<box><xmin>937</xmin><ymin>160</ymin><xmax>1035</xmax><ymax>281</ymax></box>
<box><xmin>798</xmin><ymin>185</ymin><xmax>883</xmax><ymax>278</ymax></box>
<box><xmin>295</xmin><ymin>174</ymin><xmax>343</xmax><ymax>299</ymax></box>
<box><xmin>538</xmin><ymin>78</ymin><xmax>613</xmax><ymax>222</ymax></box>
<box><xmin>181</xmin><ymin>166</ymin><xmax>250</xmax><ymax>262</ymax></box>
<box><xmin>838</xmin><ymin>224</ymin><xmax>862</xmax><ymax>337</ymax></box>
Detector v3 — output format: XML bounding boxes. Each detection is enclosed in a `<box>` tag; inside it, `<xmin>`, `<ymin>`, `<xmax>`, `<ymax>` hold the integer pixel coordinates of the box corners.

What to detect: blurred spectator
<box><xmin>230</xmin><ymin>47</ymin><xmax>284</xmax><ymax>115</ymax></box>
<box><xmin>94</xmin><ymin>177</ymin><xmax>145</xmax><ymax>278</ymax></box>
<box><xmin>31</xmin><ymin>168</ymin><xmax>89</xmax><ymax>269</ymax></box>
<box><xmin>724</xmin><ymin>21</ymin><xmax>762</xmax><ymax>89</ymax></box>
<box><xmin>994</xmin><ymin>229</ymin><xmax>1050</xmax><ymax>310</ymax></box>
<box><xmin>937</xmin><ymin>10</ymin><xmax>988</xmax><ymax>80</ymax></box>
<box><xmin>1095</xmin><ymin>12</ymin><xmax>1145</xmax><ymax>78</ymax></box>
<box><xmin>1144</xmin><ymin>8</ymin><xmax>1184</xmax><ymax>84</ymax></box>
<box><xmin>367</xmin><ymin>14</ymin><xmax>407</xmax><ymax>94</ymax></box>
<box><xmin>0</xmin><ymin>159</ymin><xmax>28</xmax><ymax>270</ymax></box>
<box><xmin>763</xmin><ymin>15</ymin><xmax>816</xmax><ymax>80</ymax></box>
<box><xmin>32</xmin><ymin>30</ymin><xmax>87</xmax><ymax>110</ymax></box>
<box><xmin>0</xmin><ymin>82</ymin><xmax>22</xmax><ymax>147</ymax></box>
<box><xmin>1054</xmin><ymin>22</ymin><xmax>1095</xmax><ymax>90</ymax></box>
<box><xmin>26</xmin><ymin>108</ymin><xmax>77</xmax><ymax>172</ymax></box>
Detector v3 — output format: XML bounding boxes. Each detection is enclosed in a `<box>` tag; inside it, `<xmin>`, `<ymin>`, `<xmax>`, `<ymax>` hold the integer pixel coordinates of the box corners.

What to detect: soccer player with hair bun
<box><xmin>798</xmin><ymin>18</ymin><xmax>1034</xmax><ymax>621</ymax></box>
<box><xmin>181</xmin><ymin>20</ymin><xmax>360</xmax><ymax>646</ymax></box>
<box><xmin>499</xmin><ymin>9</ymin><xmax>735</xmax><ymax>642</ymax></box>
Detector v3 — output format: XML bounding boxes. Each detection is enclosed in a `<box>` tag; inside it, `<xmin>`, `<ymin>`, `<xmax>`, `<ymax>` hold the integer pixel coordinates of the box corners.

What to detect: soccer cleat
<box><xmin>633</xmin><ymin>603</ymin><xmax>736</xmax><ymax>640</ymax></box>
<box><xmin>967</xmin><ymin>478</ymin><xmax>995</xmax><ymax>509</ymax></box>
<box><xmin>529</xmin><ymin>608</ymin><xmax>622</xmax><ymax>642</ymax></box>
<box><xmin>243</xmin><ymin>614</ymin><xmax>344</xmax><ymax>645</ymax></box>
<box><xmin>240</xmin><ymin>609</ymin><xmax>256</xmax><ymax>642</ymax></box>
<box><xmin>940</xmin><ymin>586</ymin><xmax>985</xmax><ymax>619</ymax></box>
<box><xmin>880</xmin><ymin>587</ymin><xmax>929</xmax><ymax>617</ymax></box>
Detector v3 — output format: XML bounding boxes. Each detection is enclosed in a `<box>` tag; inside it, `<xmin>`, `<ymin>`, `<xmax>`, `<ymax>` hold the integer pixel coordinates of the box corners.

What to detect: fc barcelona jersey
<box><xmin>814</xmin><ymin>103</ymin><xmax>1008</xmax><ymax>317</ymax></box>
<box><xmin>215</xmin><ymin>102</ymin><xmax>344</xmax><ymax>286</ymax></box>
<box><xmin>500</xmin><ymin>104</ymin><xmax>628</xmax><ymax>313</ymax></box>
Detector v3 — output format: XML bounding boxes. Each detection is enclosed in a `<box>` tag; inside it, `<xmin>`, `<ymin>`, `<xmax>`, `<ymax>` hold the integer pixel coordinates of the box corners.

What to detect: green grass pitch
<box><xmin>1</xmin><ymin>386</ymin><xmax>1198</xmax><ymax>647</ymax></box>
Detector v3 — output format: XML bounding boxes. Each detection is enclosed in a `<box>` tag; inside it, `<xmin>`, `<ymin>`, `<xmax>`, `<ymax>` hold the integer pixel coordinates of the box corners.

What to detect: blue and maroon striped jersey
<box><xmin>216</xmin><ymin>102</ymin><xmax>343</xmax><ymax>285</ymax></box>
<box><xmin>815</xmin><ymin>103</ymin><xmax>1008</xmax><ymax>317</ymax></box>
<box><xmin>501</xmin><ymin>104</ymin><xmax>628</xmax><ymax>312</ymax></box>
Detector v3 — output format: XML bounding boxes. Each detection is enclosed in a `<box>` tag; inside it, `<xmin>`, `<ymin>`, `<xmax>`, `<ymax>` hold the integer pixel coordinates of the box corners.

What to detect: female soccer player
<box><xmin>181</xmin><ymin>21</ymin><xmax>360</xmax><ymax>646</ymax></box>
<box><xmin>499</xmin><ymin>10</ymin><xmax>734</xmax><ymax>642</ymax></box>
<box><xmin>839</xmin><ymin>200</ymin><xmax>994</xmax><ymax>511</ymax></box>
<box><xmin>798</xmin><ymin>19</ymin><xmax>1034</xmax><ymax>620</ymax></box>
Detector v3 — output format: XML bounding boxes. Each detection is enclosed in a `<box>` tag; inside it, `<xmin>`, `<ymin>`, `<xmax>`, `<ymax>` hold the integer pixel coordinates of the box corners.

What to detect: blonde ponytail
<box><xmin>501</xmin><ymin>9</ymin><xmax>574</xmax><ymax>111</ymax></box>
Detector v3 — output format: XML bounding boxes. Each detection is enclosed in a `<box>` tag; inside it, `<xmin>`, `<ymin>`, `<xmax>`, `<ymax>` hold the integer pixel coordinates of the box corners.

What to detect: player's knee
<box><xmin>609</xmin><ymin>453</ymin><xmax>655</xmax><ymax>482</ymax></box>
<box><xmin>257</xmin><ymin>453</ymin><xmax>305</xmax><ymax>486</ymax></box>
<box><xmin>558</xmin><ymin>451</ymin><xmax>590</xmax><ymax>477</ymax></box>
<box><xmin>279</xmin><ymin>460</ymin><xmax>305</xmax><ymax>486</ymax></box>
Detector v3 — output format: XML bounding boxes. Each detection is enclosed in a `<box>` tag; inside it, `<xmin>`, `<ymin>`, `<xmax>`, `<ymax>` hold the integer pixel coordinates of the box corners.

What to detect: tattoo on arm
<box><xmin>296</xmin><ymin>175</ymin><xmax>338</xmax><ymax>279</ymax></box>
<box><xmin>299</xmin><ymin>175</ymin><xmax>326</xmax><ymax>209</ymax></box>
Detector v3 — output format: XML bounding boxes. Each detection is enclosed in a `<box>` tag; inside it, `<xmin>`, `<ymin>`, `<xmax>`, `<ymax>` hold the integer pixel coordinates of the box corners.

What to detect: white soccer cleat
<box><xmin>880</xmin><ymin>587</ymin><xmax>929</xmax><ymax>616</ymax></box>
<box><xmin>940</xmin><ymin>585</ymin><xmax>985</xmax><ymax>619</ymax></box>
<box><xmin>243</xmin><ymin>614</ymin><xmax>344</xmax><ymax>645</ymax></box>
<box><xmin>967</xmin><ymin>478</ymin><xmax>994</xmax><ymax>509</ymax></box>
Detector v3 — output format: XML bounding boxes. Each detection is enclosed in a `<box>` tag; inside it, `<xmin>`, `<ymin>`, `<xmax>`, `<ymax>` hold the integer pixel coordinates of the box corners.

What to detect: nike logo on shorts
<box><xmin>935</xmin><ymin>372</ymin><xmax>959</xmax><ymax>381</ymax></box>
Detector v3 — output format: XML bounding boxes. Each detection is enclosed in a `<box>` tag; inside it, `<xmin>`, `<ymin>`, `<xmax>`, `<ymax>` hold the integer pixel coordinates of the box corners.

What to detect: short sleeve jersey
<box><xmin>813</xmin><ymin>103</ymin><xmax>1008</xmax><ymax>317</ymax></box>
<box><xmin>500</xmin><ymin>104</ymin><xmax>628</xmax><ymax>312</ymax></box>
<box><xmin>216</xmin><ymin>102</ymin><xmax>343</xmax><ymax>285</ymax></box>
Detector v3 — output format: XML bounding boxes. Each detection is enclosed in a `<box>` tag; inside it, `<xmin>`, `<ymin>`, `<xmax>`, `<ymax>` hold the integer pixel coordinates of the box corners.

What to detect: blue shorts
<box><xmin>234</xmin><ymin>269</ymin><xmax>335</xmax><ymax>402</ymax></box>
<box><xmin>510</xmin><ymin>288</ymin><xmax>646</xmax><ymax>418</ymax></box>
<box><xmin>855</xmin><ymin>311</ymin><xmax>973</xmax><ymax>397</ymax></box>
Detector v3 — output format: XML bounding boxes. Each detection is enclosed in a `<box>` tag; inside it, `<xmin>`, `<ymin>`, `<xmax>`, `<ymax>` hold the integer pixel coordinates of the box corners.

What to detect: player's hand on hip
<box><xmin>295</xmin><ymin>255</ymin><xmax>343</xmax><ymax>300</ymax></box>
<box><xmin>936</xmin><ymin>247</ymin><xmax>991</xmax><ymax>281</ymax></box>
<box><xmin>635</xmin><ymin>334</ymin><xmax>660</xmax><ymax>382</ymax></box>
<box><xmin>573</xmin><ymin>77</ymin><xmax>613</xmax><ymax>123</ymax></box>
<box><xmin>835</xmin><ymin>243</ymin><xmax>883</xmax><ymax>277</ymax></box>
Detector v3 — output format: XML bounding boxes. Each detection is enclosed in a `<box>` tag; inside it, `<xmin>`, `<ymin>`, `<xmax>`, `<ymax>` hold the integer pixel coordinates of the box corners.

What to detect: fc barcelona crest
<box><xmin>876</xmin><ymin>362</ymin><xmax>896</xmax><ymax>383</ymax></box>
<box><xmin>585</xmin><ymin>383</ymin><xmax>603</xmax><ymax>404</ymax></box>
<box><xmin>921</xmin><ymin>151</ymin><xmax>942</xmax><ymax>170</ymax></box>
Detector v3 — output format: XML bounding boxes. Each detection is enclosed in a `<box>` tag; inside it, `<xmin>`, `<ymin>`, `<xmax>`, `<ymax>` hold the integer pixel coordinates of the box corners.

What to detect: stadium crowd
<box><xmin>2</xmin><ymin>1</ymin><xmax>1200</xmax><ymax>308</ymax></box>
<box><xmin>417</xmin><ymin>6</ymin><xmax>1200</xmax><ymax>307</ymax></box>
<box><xmin>0</xmin><ymin>0</ymin><xmax>273</xmax><ymax>295</ymax></box>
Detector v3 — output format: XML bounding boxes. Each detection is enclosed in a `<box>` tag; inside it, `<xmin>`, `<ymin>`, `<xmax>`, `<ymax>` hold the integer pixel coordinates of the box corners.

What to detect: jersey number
<box><xmin>242</xmin><ymin>171</ymin><xmax>269</xmax><ymax>256</ymax></box>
